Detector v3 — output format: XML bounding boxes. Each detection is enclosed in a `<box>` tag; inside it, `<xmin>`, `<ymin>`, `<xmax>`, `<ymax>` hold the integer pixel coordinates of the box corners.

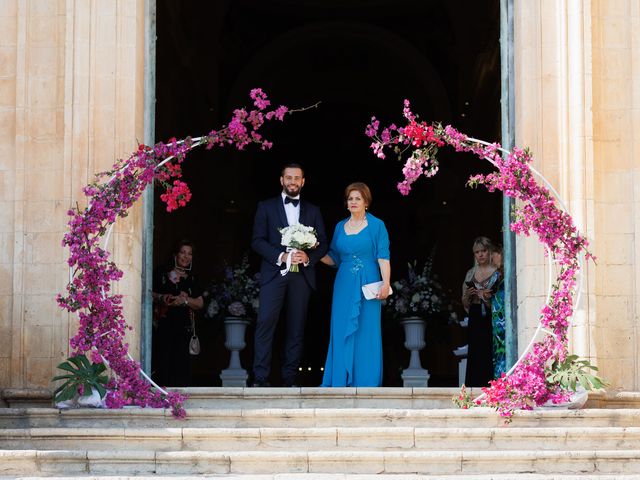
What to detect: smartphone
<box><xmin>465</xmin><ymin>281</ymin><xmax>476</xmax><ymax>289</ymax></box>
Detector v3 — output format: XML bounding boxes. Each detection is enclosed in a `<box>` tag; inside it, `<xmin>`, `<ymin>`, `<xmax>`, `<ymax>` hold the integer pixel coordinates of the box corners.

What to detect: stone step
<box><xmin>2</xmin><ymin>407</ymin><xmax>640</xmax><ymax>429</ymax></box>
<box><xmin>4</xmin><ymin>476</ymin><xmax>640</xmax><ymax>480</ymax></box>
<box><xmin>177</xmin><ymin>387</ymin><xmax>640</xmax><ymax>410</ymax></box>
<box><xmin>3</xmin><ymin>387</ymin><xmax>639</xmax><ymax>410</ymax></box>
<box><xmin>1</xmin><ymin>426</ymin><xmax>640</xmax><ymax>452</ymax></box>
<box><xmin>183</xmin><ymin>387</ymin><xmax>463</xmax><ymax>409</ymax></box>
<box><xmin>1</xmin><ymin>449</ymin><xmax>639</xmax><ymax>476</ymax></box>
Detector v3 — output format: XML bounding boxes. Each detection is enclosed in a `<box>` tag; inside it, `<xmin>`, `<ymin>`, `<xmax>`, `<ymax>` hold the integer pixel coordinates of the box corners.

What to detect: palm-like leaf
<box><xmin>51</xmin><ymin>354</ymin><xmax>110</xmax><ymax>403</ymax></box>
<box><xmin>545</xmin><ymin>355</ymin><xmax>607</xmax><ymax>392</ymax></box>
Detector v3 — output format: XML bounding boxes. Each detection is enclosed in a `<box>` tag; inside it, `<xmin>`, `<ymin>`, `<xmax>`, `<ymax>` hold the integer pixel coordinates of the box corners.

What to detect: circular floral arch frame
<box><xmin>58</xmin><ymin>93</ymin><xmax>593</xmax><ymax>418</ymax></box>
<box><xmin>367</xmin><ymin>101</ymin><xmax>595</xmax><ymax>417</ymax></box>
<box><xmin>57</xmin><ymin>90</ymin><xmax>311</xmax><ymax>416</ymax></box>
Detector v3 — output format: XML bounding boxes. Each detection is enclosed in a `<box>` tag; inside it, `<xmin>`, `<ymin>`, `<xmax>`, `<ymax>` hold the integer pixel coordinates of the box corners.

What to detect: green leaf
<box><xmin>54</xmin><ymin>385</ymin><xmax>78</xmax><ymax>403</ymax></box>
<box><xmin>53</xmin><ymin>383</ymin><xmax>72</xmax><ymax>396</ymax></box>
<box><xmin>78</xmin><ymin>355</ymin><xmax>92</xmax><ymax>370</ymax></box>
<box><xmin>67</xmin><ymin>356</ymin><xmax>85</xmax><ymax>369</ymax></box>
<box><xmin>93</xmin><ymin>384</ymin><xmax>107</xmax><ymax>399</ymax></box>
<box><xmin>587</xmin><ymin>374</ymin><xmax>605</xmax><ymax>390</ymax></box>
<box><xmin>52</xmin><ymin>353</ymin><xmax>110</xmax><ymax>404</ymax></box>
<box><xmin>81</xmin><ymin>381</ymin><xmax>93</xmax><ymax>397</ymax></box>
<box><xmin>577</xmin><ymin>373</ymin><xmax>589</xmax><ymax>390</ymax></box>
<box><xmin>56</xmin><ymin>363</ymin><xmax>79</xmax><ymax>374</ymax></box>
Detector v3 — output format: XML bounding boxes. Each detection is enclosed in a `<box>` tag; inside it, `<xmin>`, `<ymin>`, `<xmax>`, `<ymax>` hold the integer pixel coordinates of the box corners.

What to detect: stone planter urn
<box><xmin>220</xmin><ymin>317</ymin><xmax>251</xmax><ymax>387</ymax></box>
<box><xmin>399</xmin><ymin>317</ymin><xmax>430</xmax><ymax>387</ymax></box>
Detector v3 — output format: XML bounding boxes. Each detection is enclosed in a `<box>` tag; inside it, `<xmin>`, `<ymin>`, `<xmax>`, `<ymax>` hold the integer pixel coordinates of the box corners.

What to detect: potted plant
<box><xmin>540</xmin><ymin>354</ymin><xmax>607</xmax><ymax>409</ymax></box>
<box><xmin>52</xmin><ymin>353</ymin><xmax>109</xmax><ymax>408</ymax></box>
<box><xmin>204</xmin><ymin>254</ymin><xmax>260</xmax><ymax>387</ymax></box>
<box><xmin>385</xmin><ymin>257</ymin><xmax>455</xmax><ymax>387</ymax></box>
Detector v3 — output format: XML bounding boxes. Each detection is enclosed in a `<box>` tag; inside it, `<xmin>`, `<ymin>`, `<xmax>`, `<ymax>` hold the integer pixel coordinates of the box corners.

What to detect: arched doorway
<box><xmin>151</xmin><ymin>0</ymin><xmax>503</xmax><ymax>386</ymax></box>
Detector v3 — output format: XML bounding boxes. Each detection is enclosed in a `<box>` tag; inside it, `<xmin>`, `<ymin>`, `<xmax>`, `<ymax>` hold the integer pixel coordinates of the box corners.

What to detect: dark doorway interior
<box><xmin>153</xmin><ymin>0</ymin><xmax>502</xmax><ymax>387</ymax></box>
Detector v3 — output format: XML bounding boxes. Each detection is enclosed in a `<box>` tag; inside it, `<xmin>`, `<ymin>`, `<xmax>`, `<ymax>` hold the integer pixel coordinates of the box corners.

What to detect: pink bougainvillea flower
<box><xmin>368</xmin><ymin>100</ymin><xmax>595</xmax><ymax>421</ymax></box>
<box><xmin>58</xmin><ymin>89</ymin><xmax>304</xmax><ymax>417</ymax></box>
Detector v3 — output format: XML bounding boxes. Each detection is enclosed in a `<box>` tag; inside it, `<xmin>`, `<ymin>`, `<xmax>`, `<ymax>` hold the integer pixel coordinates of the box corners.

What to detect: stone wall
<box><xmin>0</xmin><ymin>0</ymin><xmax>146</xmax><ymax>389</ymax></box>
<box><xmin>515</xmin><ymin>0</ymin><xmax>639</xmax><ymax>389</ymax></box>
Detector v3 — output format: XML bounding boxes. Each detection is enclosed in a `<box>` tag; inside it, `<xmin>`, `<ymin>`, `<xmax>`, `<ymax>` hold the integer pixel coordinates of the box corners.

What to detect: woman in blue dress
<box><xmin>320</xmin><ymin>182</ymin><xmax>391</xmax><ymax>387</ymax></box>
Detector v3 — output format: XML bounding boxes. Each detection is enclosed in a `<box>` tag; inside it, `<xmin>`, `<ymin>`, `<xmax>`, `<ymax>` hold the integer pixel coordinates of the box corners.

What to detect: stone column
<box><xmin>591</xmin><ymin>0</ymin><xmax>639</xmax><ymax>389</ymax></box>
<box><xmin>514</xmin><ymin>0</ymin><xmax>639</xmax><ymax>389</ymax></box>
<box><xmin>0</xmin><ymin>0</ymin><xmax>146</xmax><ymax>392</ymax></box>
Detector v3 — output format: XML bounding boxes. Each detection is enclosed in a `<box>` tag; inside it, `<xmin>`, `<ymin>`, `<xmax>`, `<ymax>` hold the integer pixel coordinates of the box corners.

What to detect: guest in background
<box><xmin>152</xmin><ymin>239</ymin><xmax>203</xmax><ymax>387</ymax></box>
<box><xmin>320</xmin><ymin>182</ymin><xmax>391</xmax><ymax>387</ymax></box>
<box><xmin>491</xmin><ymin>244</ymin><xmax>506</xmax><ymax>378</ymax></box>
<box><xmin>461</xmin><ymin>236</ymin><xmax>500</xmax><ymax>386</ymax></box>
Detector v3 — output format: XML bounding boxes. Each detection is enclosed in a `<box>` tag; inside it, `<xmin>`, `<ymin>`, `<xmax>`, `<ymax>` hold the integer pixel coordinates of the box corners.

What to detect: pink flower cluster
<box><xmin>205</xmin><ymin>89</ymin><xmax>288</xmax><ymax>152</ymax></box>
<box><xmin>367</xmin><ymin>99</ymin><xmax>594</xmax><ymax>420</ymax></box>
<box><xmin>57</xmin><ymin>89</ymin><xmax>294</xmax><ymax>417</ymax></box>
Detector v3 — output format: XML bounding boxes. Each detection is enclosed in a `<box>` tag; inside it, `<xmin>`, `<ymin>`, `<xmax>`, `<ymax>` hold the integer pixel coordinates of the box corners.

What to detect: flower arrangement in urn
<box><xmin>204</xmin><ymin>254</ymin><xmax>260</xmax><ymax>320</ymax></box>
<box><xmin>385</xmin><ymin>256</ymin><xmax>455</xmax><ymax>321</ymax></box>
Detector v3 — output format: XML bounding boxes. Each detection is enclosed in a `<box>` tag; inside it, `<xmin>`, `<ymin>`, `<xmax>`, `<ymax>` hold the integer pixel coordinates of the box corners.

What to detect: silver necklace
<box><xmin>349</xmin><ymin>216</ymin><xmax>366</xmax><ymax>229</ymax></box>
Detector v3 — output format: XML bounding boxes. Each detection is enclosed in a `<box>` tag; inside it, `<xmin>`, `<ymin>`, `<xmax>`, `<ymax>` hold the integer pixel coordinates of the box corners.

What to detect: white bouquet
<box><xmin>279</xmin><ymin>224</ymin><xmax>318</xmax><ymax>273</ymax></box>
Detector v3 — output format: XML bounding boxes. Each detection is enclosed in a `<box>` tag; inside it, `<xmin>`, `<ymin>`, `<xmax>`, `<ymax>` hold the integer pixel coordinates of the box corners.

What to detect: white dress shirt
<box><xmin>277</xmin><ymin>192</ymin><xmax>301</xmax><ymax>266</ymax></box>
<box><xmin>282</xmin><ymin>191</ymin><xmax>300</xmax><ymax>226</ymax></box>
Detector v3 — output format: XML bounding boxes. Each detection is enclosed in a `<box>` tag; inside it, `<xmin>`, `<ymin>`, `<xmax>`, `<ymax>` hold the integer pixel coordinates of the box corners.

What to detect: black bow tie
<box><xmin>284</xmin><ymin>196</ymin><xmax>299</xmax><ymax>207</ymax></box>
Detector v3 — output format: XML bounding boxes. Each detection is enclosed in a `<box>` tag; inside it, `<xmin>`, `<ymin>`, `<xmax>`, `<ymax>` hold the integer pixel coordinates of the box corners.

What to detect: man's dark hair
<box><xmin>281</xmin><ymin>163</ymin><xmax>305</xmax><ymax>177</ymax></box>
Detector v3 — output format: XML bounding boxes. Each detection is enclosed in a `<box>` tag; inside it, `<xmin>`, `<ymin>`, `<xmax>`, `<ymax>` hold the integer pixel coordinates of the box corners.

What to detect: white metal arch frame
<box><xmin>465</xmin><ymin>137</ymin><xmax>585</xmax><ymax>399</ymax></box>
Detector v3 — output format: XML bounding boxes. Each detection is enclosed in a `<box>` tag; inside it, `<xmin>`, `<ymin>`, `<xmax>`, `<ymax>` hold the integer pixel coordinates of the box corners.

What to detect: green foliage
<box><xmin>52</xmin><ymin>354</ymin><xmax>109</xmax><ymax>403</ymax></box>
<box><xmin>545</xmin><ymin>355</ymin><xmax>607</xmax><ymax>392</ymax></box>
<box><xmin>452</xmin><ymin>385</ymin><xmax>476</xmax><ymax>409</ymax></box>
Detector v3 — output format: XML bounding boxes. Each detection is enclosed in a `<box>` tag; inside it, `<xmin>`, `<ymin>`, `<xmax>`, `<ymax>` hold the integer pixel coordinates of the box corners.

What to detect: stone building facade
<box><xmin>0</xmin><ymin>1</ymin><xmax>638</xmax><ymax>393</ymax></box>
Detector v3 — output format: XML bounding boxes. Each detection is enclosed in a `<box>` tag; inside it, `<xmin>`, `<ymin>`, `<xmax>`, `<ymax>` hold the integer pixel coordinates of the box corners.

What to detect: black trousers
<box><xmin>253</xmin><ymin>272</ymin><xmax>311</xmax><ymax>384</ymax></box>
<box><xmin>465</xmin><ymin>302</ymin><xmax>494</xmax><ymax>387</ymax></box>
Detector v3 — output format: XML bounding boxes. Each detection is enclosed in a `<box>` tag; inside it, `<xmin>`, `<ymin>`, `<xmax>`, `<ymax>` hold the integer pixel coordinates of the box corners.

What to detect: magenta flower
<box><xmin>58</xmin><ymin>89</ymin><xmax>305</xmax><ymax>417</ymax></box>
<box><xmin>368</xmin><ymin>100</ymin><xmax>596</xmax><ymax>421</ymax></box>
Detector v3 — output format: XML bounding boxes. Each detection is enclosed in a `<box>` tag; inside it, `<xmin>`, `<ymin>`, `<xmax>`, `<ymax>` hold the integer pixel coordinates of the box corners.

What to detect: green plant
<box><xmin>52</xmin><ymin>354</ymin><xmax>109</xmax><ymax>402</ymax></box>
<box><xmin>545</xmin><ymin>355</ymin><xmax>607</xmax><ymax>391</ymax></box>
<box><xmin>452</xmin><ymin>384</ymin><xmax>476</xmax><ymax>409</ymax></box>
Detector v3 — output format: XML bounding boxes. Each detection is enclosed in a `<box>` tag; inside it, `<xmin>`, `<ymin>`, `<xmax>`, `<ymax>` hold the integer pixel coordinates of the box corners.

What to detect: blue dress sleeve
<box><xmin>327</xmin><ymin>222</ymin><xmax>342</xmax><ymax>267</ymax></box>
<box><xmin>375</xmin><ymin>219</ymin><xmax>390</xmax><ymax>261</ymax></box>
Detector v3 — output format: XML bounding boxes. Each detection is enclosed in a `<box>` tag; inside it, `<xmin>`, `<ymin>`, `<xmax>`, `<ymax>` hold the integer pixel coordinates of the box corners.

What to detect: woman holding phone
<box><xmin>461</xmin><ymin>236</ymin><xmax>500</xmax><ymax>386</ymax></box>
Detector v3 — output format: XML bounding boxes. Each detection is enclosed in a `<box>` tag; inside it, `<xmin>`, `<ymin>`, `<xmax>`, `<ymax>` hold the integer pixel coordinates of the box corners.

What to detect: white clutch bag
<box><xmin>361</xmin><ymin>281</ymin><xmax>393</xmax><ymax>300</ymax></box>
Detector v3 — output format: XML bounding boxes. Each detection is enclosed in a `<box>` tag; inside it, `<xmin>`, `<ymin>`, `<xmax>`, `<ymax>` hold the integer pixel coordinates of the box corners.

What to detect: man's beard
<box><xmin>283</xmin><ymin>185</ymin><xmax>301</xmax><ymax>197</ymax></box>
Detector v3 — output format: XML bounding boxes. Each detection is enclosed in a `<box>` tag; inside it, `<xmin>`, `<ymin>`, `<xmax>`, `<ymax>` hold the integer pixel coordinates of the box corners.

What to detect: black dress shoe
<box><xmin>250</xmin><ymin>379</ymin><xmax>270</xmax><ymax>387</ymax></box>
<box><xmin>283</xmin><ymin>383</ymin><xmax>298</xmax><ymax>388</ymax></box>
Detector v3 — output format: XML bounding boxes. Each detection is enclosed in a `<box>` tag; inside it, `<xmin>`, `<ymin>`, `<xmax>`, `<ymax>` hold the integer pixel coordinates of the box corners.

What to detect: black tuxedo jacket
<box><xmin>251</xmin><ymin>196</ymin><xmax>328</xmax><ymax>289</ymax></box>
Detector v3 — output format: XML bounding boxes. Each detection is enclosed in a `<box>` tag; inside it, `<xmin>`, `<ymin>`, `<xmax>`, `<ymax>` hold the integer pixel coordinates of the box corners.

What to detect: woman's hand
<box><xmin>162</xmin><ymin>294</ymin><xmax>175</xmax><ymax>306</ymax></box>
<box><xmin>320</xmin><ymin>254</ymin><xmax>335</xmax><ymax>266</ymax></box>
<box><xmin>176</xmin><ymin>291</ymin><xmax>189</xmax><ymax>306</ymax></box>
<box><xmin>478</xmin><ymin>288</ymin><xmax>493</xmax><ymax>302</ymax></box>
<box><xmin>376</xmin><ymin>283</ymin><xmax>391</xmax><ymax>300</ymax></box>
<box><xmin>463</xmin><ymin>286</ymin><xmax>477</xmax><ymax>299</ymax></box>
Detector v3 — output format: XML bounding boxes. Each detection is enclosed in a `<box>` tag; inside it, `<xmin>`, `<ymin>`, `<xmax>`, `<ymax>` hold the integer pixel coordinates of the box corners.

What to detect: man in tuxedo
<box><xmin>251</xmin><ymin>163</ymin><xmax>328</xmax><ymax>387</ymax></box>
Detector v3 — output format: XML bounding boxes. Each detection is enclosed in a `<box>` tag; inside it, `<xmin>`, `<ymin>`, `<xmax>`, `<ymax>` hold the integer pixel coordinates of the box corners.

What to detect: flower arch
<box><xmin>57</xmin><ymin>89</ymin><xmax>315</xmax><ymax>416</ymax></box>
<box><xmin>366</xmin><ymin>100</ymin><xmax>597</xmax><ymax>419</ymax></box>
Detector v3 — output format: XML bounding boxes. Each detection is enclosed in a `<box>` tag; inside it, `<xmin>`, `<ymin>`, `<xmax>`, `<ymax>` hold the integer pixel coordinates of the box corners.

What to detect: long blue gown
<box><xmin>321</xmin><ymin>213</ymin><xmax>390</xmax><ymax>387</ymax></box>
